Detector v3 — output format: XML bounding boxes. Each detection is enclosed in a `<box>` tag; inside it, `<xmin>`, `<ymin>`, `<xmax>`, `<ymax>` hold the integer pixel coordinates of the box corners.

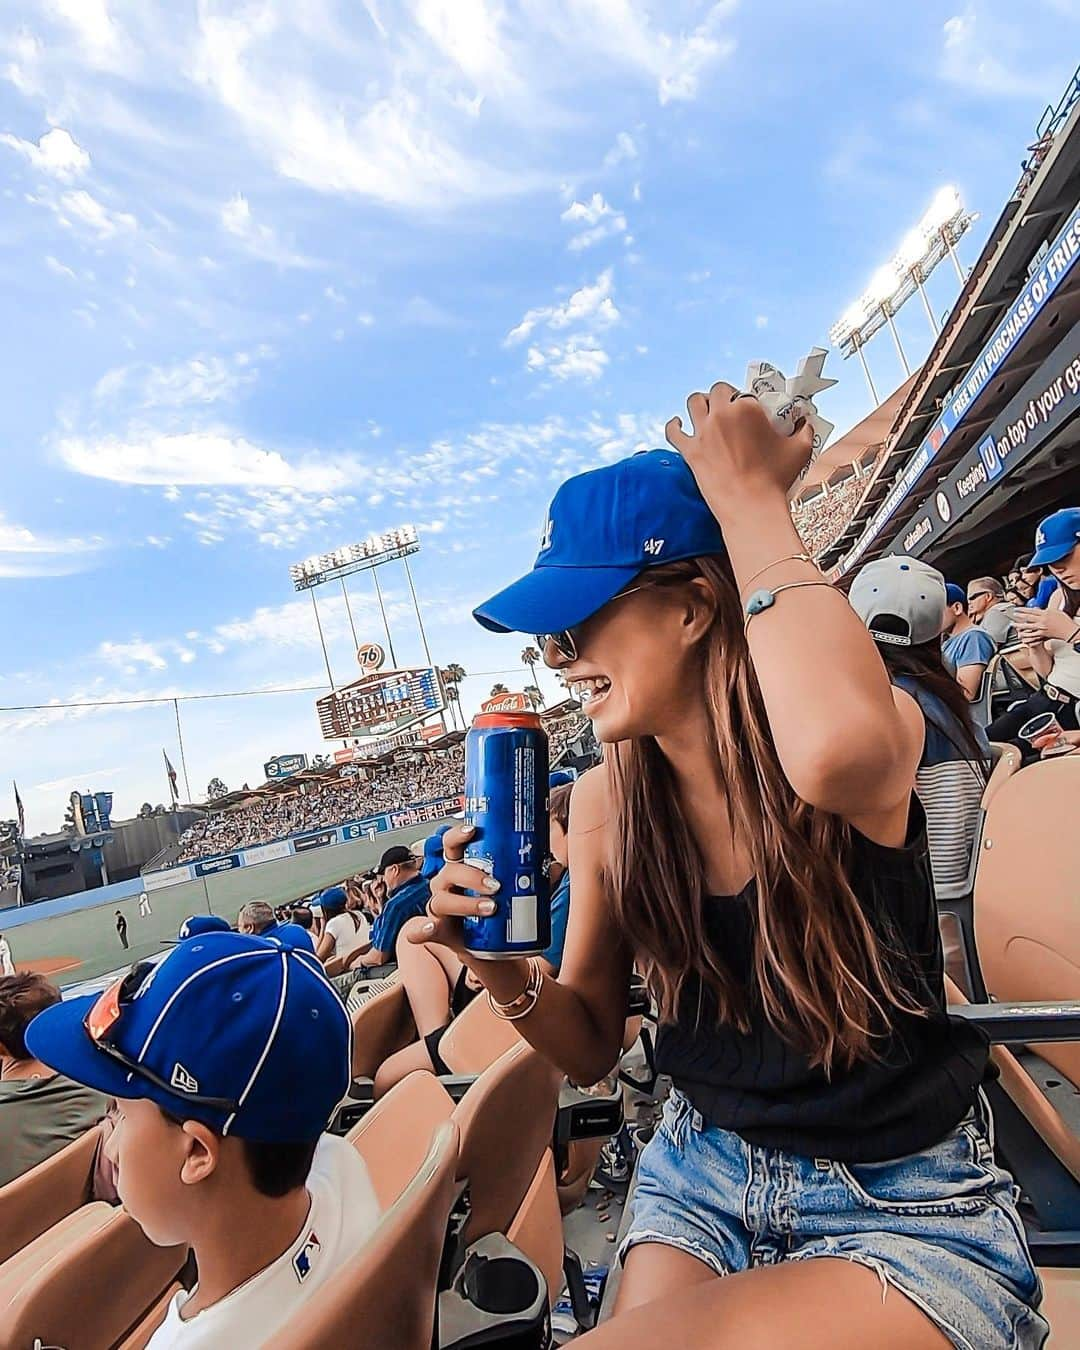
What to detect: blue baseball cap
<box><xmin>178</xmin><ymin>914</ymin><xmax>231</xmax><ymax>940</ymax></box>
<box><xmin>1030</xmin><ymin>508</ymin><xmax>1080</xmax><ymax>566</ymax></box>
<box><xmin>263</xmin><ymin>921</ymin><xmax>316</xmax><ymax>954</ymax></box>
<box><xmin>473</xmin><ymin>449</ymin><xmax>726</xmax><ymax>635</ymax></box>
<box><xmin>316</xmin><ymin>885</ymin><xmax>347</xmax><ymax>916</ymax></box>
<box><xmin>945</xmin><ymin>583</ymin><xmax>967</xmax><ymax>608</ymax></box>
<box><xmin>549</xmin><ymin>769</ymin><xmax>576</xmax><ymax>788</ymax></box>
<box><xmin>25</xmin><ymin>932</ymin><xmax>351</xmax><ymax>1141</ymax></box>
<box><xmin>420</xmin><ymin>832</ymin><xmax>447</xmax><ymax>880</ymax></box>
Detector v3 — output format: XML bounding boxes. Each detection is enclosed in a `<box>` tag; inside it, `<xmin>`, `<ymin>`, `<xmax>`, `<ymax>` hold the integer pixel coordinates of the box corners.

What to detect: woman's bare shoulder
<box><xmin>568</xmin><ymin>761</ymin><xmax>614</xmax><ymax>833</ymax></box>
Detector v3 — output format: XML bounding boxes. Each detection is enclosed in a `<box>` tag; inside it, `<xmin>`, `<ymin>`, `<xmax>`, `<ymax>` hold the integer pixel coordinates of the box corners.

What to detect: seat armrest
<box><xmin>435</xmin><ymin>1073</ymin><xmax>480</xmax><ymax>1102</ymax></box>
<box><xmin>556</xmin><ymin>1083</ymin><xmax>623</xmax><ymax>1147</ymax></box>
<box><xmin>951</xmin><ymin>1001</ymin><xmax>1080</xmax><ymax>1044</ymax></box>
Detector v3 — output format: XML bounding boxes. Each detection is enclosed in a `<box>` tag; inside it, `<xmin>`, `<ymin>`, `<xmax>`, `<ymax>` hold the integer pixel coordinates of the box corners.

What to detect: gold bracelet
<box><xmin>742</xmin><ymin>552</ymin><xmax>814</xmax><ymax>590</ymax></box>
<box><xmin>488</xmin><ymin>958</ymin><xmax>545</xmax><ymax>1021</ymax></box>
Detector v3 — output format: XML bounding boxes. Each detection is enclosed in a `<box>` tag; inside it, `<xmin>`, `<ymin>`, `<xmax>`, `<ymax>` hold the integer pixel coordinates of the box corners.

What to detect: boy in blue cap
<box><xmin>25</xmin><ymin>932</ymin><xmax>379</xmax><ymax>1347</ymax></box>
<box><xmin>941</xmin><ymin>581</ymin><xmax>996</xmax><ymax>702</ymax></box>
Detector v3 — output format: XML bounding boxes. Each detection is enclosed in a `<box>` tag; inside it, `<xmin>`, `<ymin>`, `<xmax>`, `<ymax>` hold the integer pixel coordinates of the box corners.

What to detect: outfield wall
<box><xmin>3</xmin><ymin>814</ymin><xmax>455</xmax><ymax>987</ymax></box>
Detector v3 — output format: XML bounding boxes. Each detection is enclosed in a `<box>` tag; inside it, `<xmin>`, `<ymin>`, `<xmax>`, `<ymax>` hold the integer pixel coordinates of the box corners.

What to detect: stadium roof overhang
<box><xmin>822</xmin><ymin>100</ymin><xmax>1080</xmax><ymax>573</ymax></box>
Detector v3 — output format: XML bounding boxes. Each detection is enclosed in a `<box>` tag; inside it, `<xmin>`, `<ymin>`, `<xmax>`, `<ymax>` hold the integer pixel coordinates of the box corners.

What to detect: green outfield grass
<box><xmin>7</xmin><ymin>820</ymin><xmax>453</xmax><ymax>986</ymax></box>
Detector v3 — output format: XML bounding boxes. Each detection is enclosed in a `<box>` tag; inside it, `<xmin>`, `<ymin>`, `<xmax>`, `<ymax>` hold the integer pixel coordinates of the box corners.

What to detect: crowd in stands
<box><xmin>173</xmin><ymin>745</ymin><xmax>465</xmax><ymax>863</ymax></box>
<box><xmin>791</xmin><ymin>472</ymin><xmax>868</xmax><ymax>555</ymax></box>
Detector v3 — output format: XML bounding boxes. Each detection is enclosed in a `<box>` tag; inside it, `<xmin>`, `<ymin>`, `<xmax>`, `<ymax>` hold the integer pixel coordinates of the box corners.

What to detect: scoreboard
<box><xmin>316</xmin><ymin>666</ymin><xmax>445</xmax><ymax>740</ymax></box>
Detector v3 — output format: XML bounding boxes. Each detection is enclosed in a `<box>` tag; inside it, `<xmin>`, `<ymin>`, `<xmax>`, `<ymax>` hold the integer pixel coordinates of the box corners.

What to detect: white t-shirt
<box><xmin>325</xmin><ymin>911</ymin><xmax>370</xmax><ymax>960</ymax></box>
<box><xmin>147</xmin><ymin>1134</ymin><xmax>380</xmax><ymax>1349</ymax></box>
<box><xmin>0</xmin><ymin>938</ymin><xmax>13</xmax><ymax>976</ymax></box>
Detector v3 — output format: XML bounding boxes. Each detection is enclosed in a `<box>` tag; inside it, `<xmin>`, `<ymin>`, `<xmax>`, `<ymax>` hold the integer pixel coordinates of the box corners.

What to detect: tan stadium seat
<box><xmin>0</xmin><ymin>1205</ymin><xmax>187</xmax><ymax>1350</ymax></box>
<box><xmin>973</xmin><ymin>754</ymin><xmax>1080</xmax><ymax>1086</ymax></box>
<box><xmin>266</xmin><ymin>1120</ymin><xmax>460</xmax><ymax>1350</ymax></box>
<box><xmin>350</xmin><ymin>971</ymin><xmax>415</xmax><ymax>1078</ymax></box>
<box><xmin>436</xmin><ymin>986</ymin><xmax>526</xmax><ymax>1075</ymax></box>
<box><xmin>0</xmin><ymin>1119</ymin><xmax>104</xmax><ymax>1265</ymax></box>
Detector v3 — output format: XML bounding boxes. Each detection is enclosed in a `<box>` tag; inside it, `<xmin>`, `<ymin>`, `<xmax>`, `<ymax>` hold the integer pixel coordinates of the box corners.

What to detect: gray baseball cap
<box><xmin>848</xmin><ymin>556</ymin><xmax>947</xmax><ymax>647</ymax></box>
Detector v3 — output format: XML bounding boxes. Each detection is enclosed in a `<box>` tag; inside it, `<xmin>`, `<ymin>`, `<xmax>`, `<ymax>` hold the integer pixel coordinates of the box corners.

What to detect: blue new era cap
<box><xmin>26</xmin><ymin>932</ymin><xmax>351</xmax><ymax>1141</ymax></box>
<box><xmin>473</xmin><ymin>449</ymin><xmax>726</xmax><ymax>636</ymax></box>
<box><xmin>263</xmin><ymin>921</ymin><xmax>316</xmax><ymax>954</ymax></box>
<box><xmin>945</xmin><ymin>583</ymin><xmax>967</xmax><ymax>608</ymax></box>
<box><xmin>178</xmin><ymin>913</ymin><xmax>231</xmax><ymax>940</ymax></box>
<box><xmin>1030</xmin><ymin>508</ymin><xmax>1080</xmax><ymax>566</ymax></box>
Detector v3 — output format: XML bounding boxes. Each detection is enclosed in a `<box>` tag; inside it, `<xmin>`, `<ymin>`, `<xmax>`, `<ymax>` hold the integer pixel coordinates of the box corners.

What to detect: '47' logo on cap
<box><xmin>643</xmin><ymin>538</ymin><xmax>665</xmax><ymax>556</ymax></box>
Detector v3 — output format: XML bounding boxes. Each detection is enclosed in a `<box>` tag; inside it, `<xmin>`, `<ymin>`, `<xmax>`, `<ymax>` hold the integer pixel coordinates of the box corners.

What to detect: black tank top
<box><xmin>654</xmin><ymin>799</ymin><xmax>989</xmax><ymax>1163</ymax></box>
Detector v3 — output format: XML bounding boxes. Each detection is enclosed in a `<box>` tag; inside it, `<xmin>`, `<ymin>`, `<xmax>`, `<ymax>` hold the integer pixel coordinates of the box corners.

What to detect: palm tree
<box><xmin>520</xmin><ymin>645</ymin><xmax>541</xmax><ymax>695</ymax></box>
<box><xmin>490</xmin><ymin>682</ymin><xmax>509</xmax><ymax>697</ymax></box>
<box><xmin>524</xmin><ymin>684</ymin><xmax>543</xmax><ymax>711</ymax></box>
<box><xmin>441</xmin><ymin>664</ymin><xmax>466</xmax><ymax>730</ymax></box>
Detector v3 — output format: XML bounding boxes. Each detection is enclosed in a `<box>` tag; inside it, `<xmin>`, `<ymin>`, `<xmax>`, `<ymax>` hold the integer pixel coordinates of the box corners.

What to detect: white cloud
<box><xmin>755</xmin><ymin>314</ymin><xmax>768</xmax><ymax>328</ymax></box>
<box><xmin>93</xmin><ymin>353</ymin><xmax>259</xmax><ymax>408</ymax></box>
<box><xmin>58</xmin><ymin>430</ymin><xmax>352</xmax><ymax>491</ymax></box>
<box><xmin>526</xmin><ymin>337</ymin><xmax>609</xmax><ymax>382</ymax></box>
<box><xmin>44</xmin><ymin>254</ymin><xmax>77</xmax><ymax>279</ymax></box>
<box><xmin>561</xmin><ymin>193</ymin><xmax>627</xmax><ymax>251</ymax></box>
<box><xmin>604</xmin><ymin>131</ymin><xmax>638</xmax><ymax>167</ymax></box>
<box><xmin>220</xmin><ymin>193</ymin><xmax>315</xmax><ymax>268</ymax></box>
<box><xmin>505</xmin><ymin>268</ymin><xmax>620</xmax><ymax>344</ymax></box>
<box><xmin>98</xmin><ymin>638</ymin><xmax>168</xmax><ymax>671</ymax></box>
<box><xmin>53</xmin><ymin>188</ymin><xmax>137</xmax><ymax>238</ymax></box>
<box><xmin>324</xmin><ymin>284</ymin><xmax>345</xmax><ymax>303</ymax></box>
<box><xmin>48</xmin><ymin>0</ymin><xmax>126</xmax><ymax>66</ymax></box>
<box><xmin>195</xmin><ymin>10</ymin><xmax>537</xmax><ymax>210</ymax></box>
<box><xmin>356</xmin><ymin>311</ymin><xmax>376</xmax><ymax>326</ymax></box>
<box><xmin>0</xmin><ymin>126</ymin><xmax>90</xmax><ymax>178</ymax></box>
<box><xmin>940</xmin><ymin>8</ymin><xmax>1055</xmax><ymax>98</ymax></box>
<box><xmin>0</xmin><ymin>513</ymin><xmax>102</xmax><ymax>557</ymax></box>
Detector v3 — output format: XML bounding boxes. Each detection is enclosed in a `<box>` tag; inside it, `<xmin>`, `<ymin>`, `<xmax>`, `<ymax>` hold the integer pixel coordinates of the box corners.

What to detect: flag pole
<box><xmin>173</xmin><ymin>699</ymin><xmax>192</xmax><ymax>803</ymax></box>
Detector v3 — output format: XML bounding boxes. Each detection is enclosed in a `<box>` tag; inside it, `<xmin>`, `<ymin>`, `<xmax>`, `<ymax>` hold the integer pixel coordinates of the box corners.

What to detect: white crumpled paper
<box><xmin>743</xmin><ymin>346</ymin><xmax>836</xmax><ymax>462</ymax></box>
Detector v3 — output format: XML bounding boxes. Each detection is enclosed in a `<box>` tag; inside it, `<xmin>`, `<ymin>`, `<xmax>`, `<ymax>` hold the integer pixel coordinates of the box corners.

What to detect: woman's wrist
<box><xmin>475</xmin><ymin>956</ymin><xmax>532</xmax><ymax>1004</ymax></box>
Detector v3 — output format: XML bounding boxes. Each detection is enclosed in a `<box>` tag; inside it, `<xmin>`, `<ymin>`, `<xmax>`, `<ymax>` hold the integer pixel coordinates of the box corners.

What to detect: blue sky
<box><xmin>1</xmin><ymin>0</ymin><xmax>1077</xmax><ymax>833</ymax></box>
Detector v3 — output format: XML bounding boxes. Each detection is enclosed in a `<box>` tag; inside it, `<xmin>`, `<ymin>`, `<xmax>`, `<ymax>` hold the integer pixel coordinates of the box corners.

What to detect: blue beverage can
<box><xmin>462</xmin><ymin>711</ymin><xmax>551</xmax><ymax>960</ymax></box>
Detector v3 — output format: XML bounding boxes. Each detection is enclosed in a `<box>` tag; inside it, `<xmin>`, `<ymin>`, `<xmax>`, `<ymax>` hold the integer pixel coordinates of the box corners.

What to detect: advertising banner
<box><xmin>143</xmin><ymin>864</ymin><xmax>195</xmax><ymax>890</ymax></box>
<box><xmin>293</xmin><ymin>829</ymin><xmax>336</xmax><ymax>853</ymax></box>
<box><xmin>841</xmin><ymin>198</ymin><xmax>1080</xmax><ymax>572</ymax></box>
<box><xmin>341</xmin><ymin>819</ymin><xmax>386</xmax><ymax>841</ymax></box>
<box><xmin>242</xmin><ymin>839</ymin><xmax>294</xmax><ymax>866</ymax></box>
<box><xmin>891</xmin><ymin>327</ymin><xmax>1080</xmax><ymax>559</ymax></box>
<box><xmin>264</xmin><ymin>754</ymin><xmax>308</xmax><ymax>780</ymax></box>
<box><xmin>194</xmin><ymin>855</ymin><xmax>242</xmax><ymax>877</ymax></box>
<box><xmin>481</xmin><ymin>692</ymin><xmax>529</xmax><ymax>713</ymax></box>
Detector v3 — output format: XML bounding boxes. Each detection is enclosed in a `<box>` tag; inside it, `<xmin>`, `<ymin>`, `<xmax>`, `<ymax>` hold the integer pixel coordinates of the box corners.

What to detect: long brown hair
<box><xmin>606</xmin><ymin>557</ymin><xmax>921</xmax><ymax>1074</ymax></box>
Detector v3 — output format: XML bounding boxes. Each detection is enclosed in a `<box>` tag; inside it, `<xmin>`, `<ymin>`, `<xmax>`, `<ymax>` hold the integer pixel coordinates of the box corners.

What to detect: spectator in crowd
<box><xmin>115</xmin><ymin>910</ymin><xmax>128</xmax><ymax>950</ymax></box>
<box><xmin>24</xmin><ymin>933</ymin><xmax>379</xmax><ymax>1348</ymax></box>
<box><xmin>941</xmin><ymin>582</ymin><xmax>997</xmax><ymax>704</ymax></box>
<box><xmin>790</xmin><ymin>474</ymin><xmax>870</xmax><ymax>558</ymax></box>
<box><xmin>349</xmin><ymin>847</ymin><xmax>432</xmax><ymax>971</ymax></box>
<box><xmin>851</xmin><ymin>558</ymin><xmax>990</xmax><ymax>890</ymax></box>
<box><xmin>0</xmin><ymin>973</ymin><xmax>110</xmax><ymax>1187</ymax></box>
<box><xmin>990</xmin><ymin>508</ymin><xmax>1080</xmax><ymax>748</ymax></box>
<box><xmin>289</xmin><ymin>906</ymin><xmax>314</xmax><ymax>933</ymax></box>
<box><xmin>377</xmin><ymin>791</ymin><xmax>575</xmax><ymax>1096</ymax></box>
<box><xmin>0</xmin><ymin>931</ymin><xmax>13</xmax><ymax>977</ymax></box>
<box><xmin>966</xmin><ymin>575</ymin><xmax>1016</xmax><ymax>646</ymax></box>
<box><xmin>237</xmin><ymin>901</ymin><xmax>276</xmax><ymax>936</ymax></box>
<box><xmin>423</xmin><ymin>418</ymin><xmax>1040</xmax><ymax>1344</ymax></box>
<box><xmin>314</xmin><ymin>886</ymin><xmax>370</xmax><ymax>976</ymax></box>
<box><xmin>177</xmin><ymin>914</ymin><xmax>231</xmax><ymax>940</ymax></box>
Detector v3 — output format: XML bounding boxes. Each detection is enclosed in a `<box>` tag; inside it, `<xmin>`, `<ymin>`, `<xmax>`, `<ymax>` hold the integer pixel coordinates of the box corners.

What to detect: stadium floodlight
<box><xmin>829</xmin><ymin>185</ymin><xmax>977</xmax><ymax>402</ymax></box>
<box><xmin>289</xmin><ymin>524</ymin><xmax>420</xmax><ymax>591</ymax></box>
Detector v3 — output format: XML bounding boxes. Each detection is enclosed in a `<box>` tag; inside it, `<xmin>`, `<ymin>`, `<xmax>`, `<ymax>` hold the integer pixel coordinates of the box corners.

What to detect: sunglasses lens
<box><xmin>85</xmin><ymin>979</ymin><xmax>124</xmax><ymax>1042</ymax></box>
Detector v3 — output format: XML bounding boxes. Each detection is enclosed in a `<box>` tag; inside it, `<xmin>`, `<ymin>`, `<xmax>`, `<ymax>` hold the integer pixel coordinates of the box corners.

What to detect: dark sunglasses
<box><xmin>966</xmin><ymin>590</ymin><xmax>991</xmax><ymax>603</ymax></box>
<box><xmin>83</xmin><ymin>961</ymin><xmax>239</xmax><ymax>1112</ymax></box>
<box><xmin>535</xmin><ymin>583</ymin><xmax>649</xmax><ymax>663</ymax></box>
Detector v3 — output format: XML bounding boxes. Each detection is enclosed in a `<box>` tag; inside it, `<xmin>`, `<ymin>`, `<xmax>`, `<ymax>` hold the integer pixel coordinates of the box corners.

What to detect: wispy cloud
<box><xmin>940</xmin><ymin>7</ymin><xmax>1059</xmax><ymax>98</ymax></box>
<box><xmin>505</xmin><ymin>268</ymin><xmax>620</xmax><ymax>345</ymax></box>
<box><xmin>220</xmin><ymin>193</ymin><xmax>317</xmax><ymax>268</ymax></box>
<box><xmin>93</xmin><ymin>351</ymin><xmax>265</xmax><ymax>408</ymax></box>
<box><xmin>561</xmin><ymin>193</ymin><xmax>628</xmax><ymax>251</ymax></box>
<box><xmin>39</xmin><ymin>187</ymin><xmax>137</xmax><ymax>239</ymax></box>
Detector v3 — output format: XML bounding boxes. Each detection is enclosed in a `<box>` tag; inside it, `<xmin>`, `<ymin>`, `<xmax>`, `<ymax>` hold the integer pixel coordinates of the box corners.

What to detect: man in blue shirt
<box><xmin>350</xmin><ymin>846</ymin><xmax>431</xmax><ymax>968</ymax></box>
<box><xmin>942</xmin><ymin>583</ymin><xmax>997</xmax><ymax>702</ymax></box>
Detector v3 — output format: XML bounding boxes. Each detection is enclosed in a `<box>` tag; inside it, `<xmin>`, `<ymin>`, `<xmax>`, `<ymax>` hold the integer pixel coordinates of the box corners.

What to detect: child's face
<box><xmin>107</xmin><ymin>1098</ymin><xmax>194</xmax><ymax>1246</ymax></box>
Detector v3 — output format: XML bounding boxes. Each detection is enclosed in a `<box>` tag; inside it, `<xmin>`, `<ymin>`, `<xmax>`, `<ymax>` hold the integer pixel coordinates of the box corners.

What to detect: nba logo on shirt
<box><xmin>978</xmin><ymin>434</ymin><xmax>1003</xmax><ymax>481</ymax></box>
<box><xmin>292</xmin><ymin>1231</ymin><xmax>322</xmax><ymax>1283</ymax></box>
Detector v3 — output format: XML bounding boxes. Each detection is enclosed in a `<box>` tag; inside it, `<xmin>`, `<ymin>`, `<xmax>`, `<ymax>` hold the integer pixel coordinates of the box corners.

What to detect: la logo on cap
<box><xmin>540</xmin><ymin>519</ymin><xmax>553</xmax><ymax>551</ymax></box>
<box><xmin>1037</xmin><ymin>528</ymin><xmax>1047</xmax><ymax>545</ymax></box>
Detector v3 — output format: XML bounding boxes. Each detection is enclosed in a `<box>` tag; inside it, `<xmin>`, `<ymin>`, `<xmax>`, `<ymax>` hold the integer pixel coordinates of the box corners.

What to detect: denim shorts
<box><xmin>620</xmin><ymin>1088</ymin><xmax>1048</xmax><ymax>1350</ymax></box>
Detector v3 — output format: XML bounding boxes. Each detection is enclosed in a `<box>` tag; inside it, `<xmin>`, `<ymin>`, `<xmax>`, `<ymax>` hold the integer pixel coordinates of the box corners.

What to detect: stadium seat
<box><xmin>0</xmin><ymin>1204</ymin><xmax>188</xmax><ymax>1350</ymax></box>
<box><xmin>265</xmin><ymin>1121</ymin><xmax>460</xmax><ymax>1350</ymax></box>
<box><xmin>972</xmin><ymin>753</ymin><xmax>1080</xmax><ymax>1086</ymax></box>
<box><xmin>349</xmin><ymin>971</ymin><xmax>415</xmax><ymax>1078</ymax></box>
<box><xmin>934</xmin><ymin>741</ymin><xmax>1021</xmax><ymax>1000</ymax></box>
<box><xmin>0</xmin><ymin>1119</ymin><xmax>104</xmax><ymax>1266</ymax></box>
